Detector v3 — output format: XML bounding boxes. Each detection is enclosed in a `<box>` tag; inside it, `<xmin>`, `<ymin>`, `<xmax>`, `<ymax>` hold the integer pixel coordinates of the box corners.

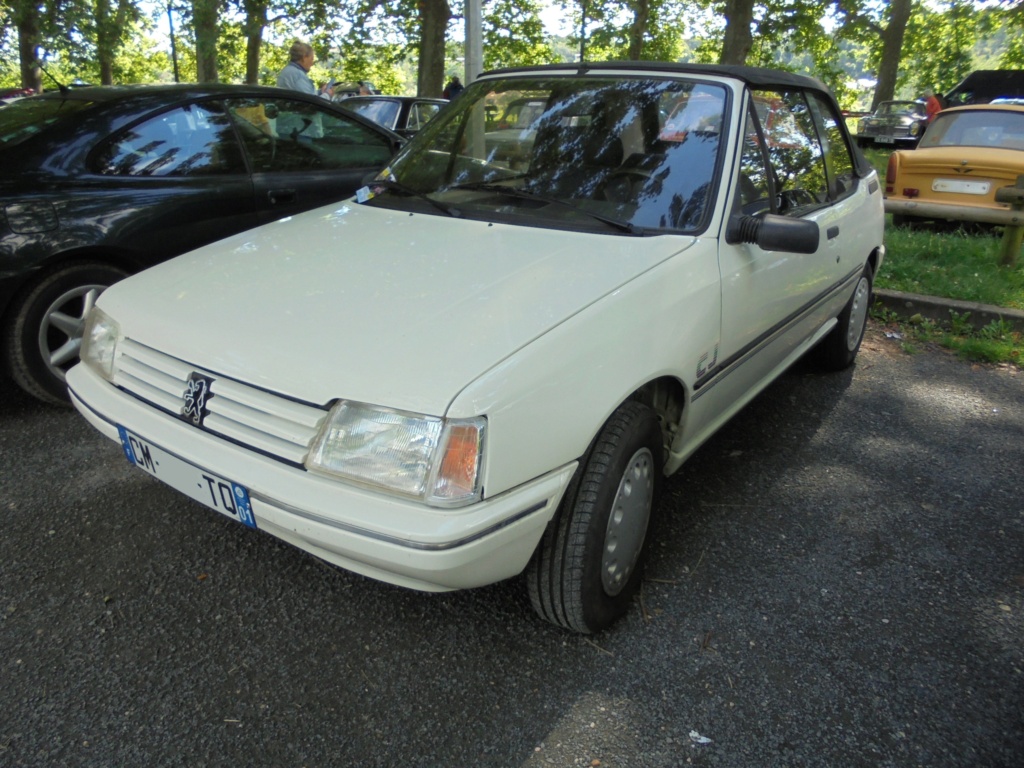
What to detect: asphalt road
<box><xmin>1</xmin><ymin>325</ymin><xmax>1022</xmax><ymax>767</ymax></box>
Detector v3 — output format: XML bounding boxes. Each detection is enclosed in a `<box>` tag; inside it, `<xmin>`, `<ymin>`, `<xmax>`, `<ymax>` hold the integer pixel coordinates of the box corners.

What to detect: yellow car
<box><xmin>884</xmin><ymin>103</ymin><xmax>1024</xmax><ymax>227</ymax></box>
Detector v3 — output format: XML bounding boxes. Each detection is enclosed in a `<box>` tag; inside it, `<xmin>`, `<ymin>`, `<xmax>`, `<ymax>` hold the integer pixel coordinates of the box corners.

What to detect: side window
<box><xmin>94</xmin><ymin>103</ymin><xmax>245</xmax><ymax>177</ymax></box>
<box><xmin>807</xmin><ymin>92</ymin><xmax>856</xmax><ymax>201</ymax></box>
<box><xmin>226</xmin><ymin>97</ymin><xmax>393</xmax><ymax>173</ymax></box>
<box><xmin>408</xmin><ymin>102</ymin><xmax>441</xmax><ymax>132</ymax></box>
<box><xmin>738</xmin><ymin>104</ymin><xmax>773</xmax><ymax>215</ymax></box>
<box><xmin>752</xmin><ymin>89</ymin><xmax>828</xmax><ymax>216</ymax></box>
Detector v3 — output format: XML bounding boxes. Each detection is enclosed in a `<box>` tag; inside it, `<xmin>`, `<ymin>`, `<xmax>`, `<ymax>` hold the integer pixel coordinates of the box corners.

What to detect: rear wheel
<box><xmin>5</xmin><ymin>262</ymin><xmax>128</xmax><ymax>405</ymax></box>
<box><xmin>526</xmin><ymin>401</ymin><xmax>662</xmax><ymax>633</ymax></box>
<box><xmin>812</xmin><ymin>262</ymin><xmax>873</xmax><ymax>372</ymax></box>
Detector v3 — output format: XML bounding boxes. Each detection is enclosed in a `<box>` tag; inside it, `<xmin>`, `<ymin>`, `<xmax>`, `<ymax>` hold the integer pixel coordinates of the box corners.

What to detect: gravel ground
<box><xmin>1</xmin><ymin>324</ymin><xmax>1022</xmax><ymax>767</ymax></box>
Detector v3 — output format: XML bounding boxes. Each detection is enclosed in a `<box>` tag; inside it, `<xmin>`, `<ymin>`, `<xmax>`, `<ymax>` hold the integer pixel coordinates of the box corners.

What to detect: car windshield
<box><xmin>361</xmin><ymin>75</ymin><xmax>729</xmax><ymax>234</ymax></box>
<box><xmin>344</xmin><ymin>98</ymin><xmax>401</xmax><ymax>130</ymax></box>
<box><xmin>919</xmin><ymin>109</ymin><xmax>1024</xmax><ymax>149</ymax></box>
<box><xmin>879</xmin><ymin>102</ymin><xmax>921</xmax><ymax>115</ymax></box>
<box><xmin>0</xmin><ymin>96</ymin><xmax>95</xmax><ymax>148</ymax></box>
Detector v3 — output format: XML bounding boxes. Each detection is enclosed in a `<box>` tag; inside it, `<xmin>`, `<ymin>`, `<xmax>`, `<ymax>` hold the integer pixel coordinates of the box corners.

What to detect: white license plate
<box><xmin>932</xmin><ymin>178</ymin><xmax>991</xmax><ymax>195</ymax></box>
<box><xmin>117</xmin><ymin>425</ymin><xmax>257</xmax><ymax>529</ymax></box>
<box><xmin>874</xmin><ymin>135</ymin><xmax>895</xmax><ymax>144</ymax></box>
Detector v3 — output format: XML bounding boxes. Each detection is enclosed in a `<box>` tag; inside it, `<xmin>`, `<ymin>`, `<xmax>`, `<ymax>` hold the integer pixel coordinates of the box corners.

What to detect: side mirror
<box><xmin>726</xmin><ymin>213</ymin><xmax>820</xmax><ymax>254</ymax></box>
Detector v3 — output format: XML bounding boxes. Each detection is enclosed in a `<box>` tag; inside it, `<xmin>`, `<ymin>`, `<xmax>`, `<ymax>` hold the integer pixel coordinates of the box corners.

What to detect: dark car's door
<box><xmin>86</xmin><ymin>101</ymin><xmax>257</xmax><ymax>266</ymax></box>
<box><xmin>224</xmin><ymin>96</ymin><xmax>396</xmax><ymax>224</ymax></box>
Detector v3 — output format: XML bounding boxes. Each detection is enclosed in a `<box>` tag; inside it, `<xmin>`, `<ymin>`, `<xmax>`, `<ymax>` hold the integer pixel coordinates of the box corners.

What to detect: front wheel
<box><xmin>526</xmin><ymin>401</ymin><xmax>662</xmax><ymax>633</ymax></box>
<box><xmin>812</xmin><ymin>263</ymin><xmax>873</xmax><ymax>372</ymax></box>
<box><xmin>4</xmin><ymin>262</ymin><xmax>128</xmax><ymax>405</ymax></box>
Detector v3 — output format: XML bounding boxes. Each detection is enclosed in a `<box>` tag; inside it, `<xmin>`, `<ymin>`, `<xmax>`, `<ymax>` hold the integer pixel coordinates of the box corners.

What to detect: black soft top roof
<box><xmin>482</xmin><ymin>62</ymin><xmax>828</xmax><ymax>93</ymax></box>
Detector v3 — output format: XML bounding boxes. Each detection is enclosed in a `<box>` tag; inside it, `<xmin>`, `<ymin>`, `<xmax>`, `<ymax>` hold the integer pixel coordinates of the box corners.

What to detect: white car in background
<box><xmin>68</xmin><ymin>63</ymin><xmax>885</xmax><ymax>633</ymax></box>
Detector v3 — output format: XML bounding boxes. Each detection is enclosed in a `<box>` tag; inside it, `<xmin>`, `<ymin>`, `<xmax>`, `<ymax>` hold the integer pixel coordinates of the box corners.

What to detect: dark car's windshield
<box><xmin>878</xmin><ymin>101</ymin><xmax>923</xmax><ymax>115</ymax></box>
<box><xmin>919</xmin><ymin>108</ymin><xmax>1024</xmax><ymax>149</ymax></box>
<box><xmin>362</xmin><ymin>75</ymin><xmax>729</xmax><ymax>234</ymax></box>
<box><xmin>343</xmin><ymin>98</ymin><xmax>401</xmax><ymax>130</ymax></box>
<box><xmin>0</xmin><ymin>96</ymin><xmax>95</xmax><ymax>147</ymax></box>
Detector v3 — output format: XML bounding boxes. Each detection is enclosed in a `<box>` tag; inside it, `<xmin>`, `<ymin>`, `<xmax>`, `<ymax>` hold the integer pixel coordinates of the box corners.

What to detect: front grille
<box><xmin>113</xmin><ymin>338</ymin><xmax>328</xmax><ymax>465</ymax></box>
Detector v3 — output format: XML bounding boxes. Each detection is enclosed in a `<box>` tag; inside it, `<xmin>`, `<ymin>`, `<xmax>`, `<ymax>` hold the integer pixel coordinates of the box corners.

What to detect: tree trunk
<box><xmin>720</xmin><ymin>0</ymin><xmax>755</xmax><ymax>65</ymax></box>
<box><xmin>243</xmin><ymin>0</ymin><xmax>268</xmax><ymax>85</ymax></box>
<box><xmin>193</xmin><ymin>0</ymin><xmax>220</xmax><ymax>83</ymax></box>
<box><xmin>627</xmin><ymin>0</ymin><xmax>650</xmax><ymax>60</ymax></box>
<box><xmin>871</xmin><ymin>0</ymin><xmax>912</xmax><ymax>110</ymax></box>
<box><xmin>14</xmin><ymin>2</ymin><xmax>43</xmax><ymax>92</ymax></box>
<box><xmin>417</xmin><ymin>0</ymin><xmax>451</xmax><ymax>97</ymax></box>
<box><xmin>95</xmin><ymin>0</ymin><xmax>134</xmax><ymax>85</ymax></box>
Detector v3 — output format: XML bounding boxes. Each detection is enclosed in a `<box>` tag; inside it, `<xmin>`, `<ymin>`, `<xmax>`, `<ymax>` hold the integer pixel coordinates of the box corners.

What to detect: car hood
<box><xmin>99</xmin><ymin>201</ymin><xmax>692</xmax><ymax>413</ymax></box>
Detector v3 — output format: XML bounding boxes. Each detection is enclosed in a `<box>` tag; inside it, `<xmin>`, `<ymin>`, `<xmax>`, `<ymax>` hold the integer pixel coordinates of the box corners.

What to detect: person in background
<box><xmin>277</xmin><ymin>41</ymin><xmax>320</xmax><ymax>96</ymax></box>
<box><xmin>442</xmin><ymin>76</ymin><xmax>464</xmax><ymax>100</ymax></box>
<box><xmin>358</xmin><ymin>81</ymin><xmax>372</xmax><ymax>95</ymax></box>
<box><xmin>923</xmin><ymin>88</ymin><xmax>942</xmax><ymax>122</ymax></box>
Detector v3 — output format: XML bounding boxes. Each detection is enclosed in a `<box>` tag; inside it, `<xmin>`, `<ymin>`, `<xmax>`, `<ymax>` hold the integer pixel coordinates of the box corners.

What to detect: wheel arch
<box><xmin>628</xmin><ymin>375</ymin><xmax>688</xmax><ymax>470</ymax></box>
<box><xmin>1</xmin><ymin>246</ymin><xmax>142</xmax><ymax>329</ymax></box>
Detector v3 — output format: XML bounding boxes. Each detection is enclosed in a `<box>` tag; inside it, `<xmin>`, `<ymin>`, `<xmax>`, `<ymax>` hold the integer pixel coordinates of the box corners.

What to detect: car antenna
<box><xmin>34</xmin><ymin>59</ymin><xmax>70</xmax><ymax>95</ymax></box>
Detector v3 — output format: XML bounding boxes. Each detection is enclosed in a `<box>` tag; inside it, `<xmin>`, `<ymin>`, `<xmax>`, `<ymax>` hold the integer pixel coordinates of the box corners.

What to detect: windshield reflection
<box><xmin>363</xmin><ymin>76</ymin><xmax>729</xmax><ymax>234</ymax></box>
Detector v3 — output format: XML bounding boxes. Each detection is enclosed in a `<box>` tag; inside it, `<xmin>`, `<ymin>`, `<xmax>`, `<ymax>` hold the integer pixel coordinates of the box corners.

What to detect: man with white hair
<box><xmin>277</xmin><ymin>41</ymin><xmax>318</xmax><ymax>96</ymax></box>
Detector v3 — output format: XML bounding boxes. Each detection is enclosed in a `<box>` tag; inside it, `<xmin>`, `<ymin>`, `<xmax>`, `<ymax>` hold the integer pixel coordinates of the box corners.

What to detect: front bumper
<box><xmin>67</xmin><ymin>363</ymin><xmax>575</xmax><ymax>592</ymax></box>
<box><xmin>859</xmin><ymin>130</ymin><xmax>918</xmax><ymax>145</ymax></box>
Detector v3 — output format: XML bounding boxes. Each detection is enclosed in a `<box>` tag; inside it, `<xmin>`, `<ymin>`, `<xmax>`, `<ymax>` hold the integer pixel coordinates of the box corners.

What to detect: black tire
<box><xmin>4</xmin><ymin>262</ymin><xmax>128</xmax><ymax>405</ymax></box>
<box><xmin>812</xmin><ymin>262</ymin><xmax>873</xmax><ymax>372</ymax></box>
<box><xmin>526</xmin><ymin>401</ymin><xmax>662</xmax><ymax>633</ymax></box>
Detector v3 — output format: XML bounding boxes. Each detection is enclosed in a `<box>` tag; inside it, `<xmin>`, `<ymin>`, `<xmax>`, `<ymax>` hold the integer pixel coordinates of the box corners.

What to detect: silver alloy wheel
<box><xmin>846</xmin><ymin>275</ymin><xmax>871</xmax><ymax>351</ymax></box>
<box><xmin>602</xmin><ymin>446</ymin><xmax>655</xmax><ymax>595</ymax></box>
<box><xmin>37</xmin><ymin>283</ymin><xmax>105</xmax><ymax>383</ymax></box>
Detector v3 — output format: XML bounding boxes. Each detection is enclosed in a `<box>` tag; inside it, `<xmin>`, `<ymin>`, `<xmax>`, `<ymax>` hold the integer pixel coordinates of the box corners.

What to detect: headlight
<box><xmin>306</xmin><ymin>400</ymin><xmax>485</xmax><ymax>507</ymax></box>
<box><xmin>80</xmin><ymin>307</ymin><xmax>120</xmax><ymax>381</ymax></box>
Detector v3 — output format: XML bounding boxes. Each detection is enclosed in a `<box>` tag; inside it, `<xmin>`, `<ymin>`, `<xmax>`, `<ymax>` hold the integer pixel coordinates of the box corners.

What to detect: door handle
<box><xmin>268</xmin><ymin>188</ymin><xmax>296</xmax><ymax>205</ymax></box>
<box><xmin>827</xmin><ymin>225</ymin><xmax>840</xmax><ymax>240</ymax></box>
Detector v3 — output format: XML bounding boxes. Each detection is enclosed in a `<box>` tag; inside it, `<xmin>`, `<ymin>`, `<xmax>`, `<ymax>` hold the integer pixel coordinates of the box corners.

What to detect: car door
<box><xmin>225</xmin><ymin>96</ymin><xmax>396</xmax><ymax>225</ymax></box>
<box><xmin>717</xmin><ymin>88</ymin><xmax>856</xmax><ymax>377</ymax></box>
<box><xmin>86</xmin><ymin>100</ymin><xmax>257</xmax><ymax>266</ymax></box>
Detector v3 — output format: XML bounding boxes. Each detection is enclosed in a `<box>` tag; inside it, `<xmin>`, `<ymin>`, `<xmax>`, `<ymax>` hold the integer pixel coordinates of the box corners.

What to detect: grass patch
<box><xmin>878</xmin><ymin>226</ymin><xmax>1024</xmax><ymax>310</ymax></box>
<box><xmin>872</xmin><ymin>306</ymin><xmax>1023</xmax><ymax>367</ymax></box>
<box><xmin>857</xmin><ymin>145</ymin><xmax>1024</xmax><ymax>365</ymax></box>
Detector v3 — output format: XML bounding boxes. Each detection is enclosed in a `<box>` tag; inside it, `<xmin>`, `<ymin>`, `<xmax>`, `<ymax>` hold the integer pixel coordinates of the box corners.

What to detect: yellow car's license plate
<box><xmin>932</xmin><ymin>178</ymin><xmax>991</xmax><ymax>195</ymax></box>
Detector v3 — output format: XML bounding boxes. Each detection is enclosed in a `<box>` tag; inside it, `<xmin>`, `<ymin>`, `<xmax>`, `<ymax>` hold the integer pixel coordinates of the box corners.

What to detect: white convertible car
<box><xmin>68</xmin><ymin>63</ymin><xmax>885</xmax><ymax>633</ymax></box>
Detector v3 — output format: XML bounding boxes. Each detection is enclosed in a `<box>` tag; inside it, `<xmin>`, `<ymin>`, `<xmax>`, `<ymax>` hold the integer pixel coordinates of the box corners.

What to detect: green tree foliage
<box><xmin>902</xmin><ymin>0</ymin><xmax>984</xmax><ymax>95</ymax></box>
<box><xmin>2</xmin><ymin>0</ymin><xmax>1023</xmax><ymax>102</ymax></box>
<box><xmin>483</xmin><ymin>0</ymin><xmax>553</xmax><ymax>68</ymax></box>
<box><xmin>560</xmin><ymin>0</ymin><xmax>684</xmax><ymax>62</ymax></box>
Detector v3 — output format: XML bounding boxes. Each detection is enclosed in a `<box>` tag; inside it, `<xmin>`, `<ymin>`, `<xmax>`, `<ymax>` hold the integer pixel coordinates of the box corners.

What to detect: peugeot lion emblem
<box><xmin>182</xmin><ymin>372</ymin><xmax>215</xmax><ymax>426</ymax></box>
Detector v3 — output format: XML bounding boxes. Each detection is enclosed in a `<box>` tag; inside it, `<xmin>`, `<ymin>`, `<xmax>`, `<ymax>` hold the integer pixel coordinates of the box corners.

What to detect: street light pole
<box><xmin>465</xmin><ymin>0</ymin><xmax>483</xmax><ymax>85</ymax></box>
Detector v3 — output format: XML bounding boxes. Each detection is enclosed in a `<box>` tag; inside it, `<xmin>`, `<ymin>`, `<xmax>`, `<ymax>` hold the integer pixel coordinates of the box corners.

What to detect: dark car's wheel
<box><xmin>812</xmin><ymin>262</ymin><xmax>873</xmax><ymax>372</ymax></box>
<box><xmin>527</xmin><ymin>401</ymin><xmax>662</xmax><ymax>633</ymax></box>
<box><xmin>5</xmin><ymin>262</ymin><xmax>128</xmax><ymax>405</ymax></box>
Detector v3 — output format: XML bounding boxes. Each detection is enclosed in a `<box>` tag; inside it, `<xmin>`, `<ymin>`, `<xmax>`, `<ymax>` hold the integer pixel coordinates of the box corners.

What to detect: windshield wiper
<box><xmin>448</xmin><ymin>181</ymin><xmax>640</xmax><ymax>234</ymax></box>
<box><xmin>366</xmin><ymin>178</ymin><xmax>463</xmax><ymax>218</ymax></box>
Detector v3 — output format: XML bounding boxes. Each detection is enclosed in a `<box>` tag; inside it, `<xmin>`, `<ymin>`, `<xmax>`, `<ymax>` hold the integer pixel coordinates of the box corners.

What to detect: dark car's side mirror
<box><xmin>726</xmin><ymin>213</ymin><xmax>820</xmax><ymax>254</ymax></box>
